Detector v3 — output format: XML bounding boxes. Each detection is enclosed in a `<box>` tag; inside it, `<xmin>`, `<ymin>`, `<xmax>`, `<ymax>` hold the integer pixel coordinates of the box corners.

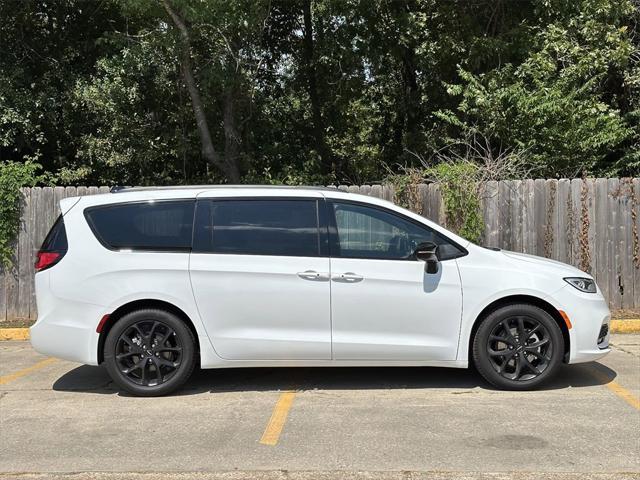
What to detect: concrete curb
<box><xmin>0</xmin><ymin>328</ymin><xmax>30</xmax><ymax>341</ymax></box>
<box><xmin>1</xmin><ymin>319</ymin><xmax>639</xmax><ymax>341</ymax></box>
<box><xmin>611</xmin><ymin>319</ymin><xmax>640</xmax><ymax>334</ymax></box>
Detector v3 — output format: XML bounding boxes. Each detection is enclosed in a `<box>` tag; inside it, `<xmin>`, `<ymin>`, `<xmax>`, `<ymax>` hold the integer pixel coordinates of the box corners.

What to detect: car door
<box><xmin>189</xmin><ymin>195</ymin><xmax>331</xmax><ymax>360</ymax></box>
<box><xmin>328</xmin><ymin>200</ymin><xmax>464</xmax><ymax>361</ymax></box>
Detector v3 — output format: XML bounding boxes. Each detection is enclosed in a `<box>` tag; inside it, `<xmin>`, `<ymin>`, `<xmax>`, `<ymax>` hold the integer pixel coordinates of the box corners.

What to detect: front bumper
<box><xmin>551</xmin><ymin>284</ymin><xmax>611</xmax><ymax>364</ymax></box>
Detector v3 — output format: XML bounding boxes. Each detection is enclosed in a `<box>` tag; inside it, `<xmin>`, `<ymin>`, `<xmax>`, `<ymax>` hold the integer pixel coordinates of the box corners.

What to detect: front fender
<box><xmin>456</xmin><ymin>288</ymin><xmax>562</xmax><ymax>363</ymax></box>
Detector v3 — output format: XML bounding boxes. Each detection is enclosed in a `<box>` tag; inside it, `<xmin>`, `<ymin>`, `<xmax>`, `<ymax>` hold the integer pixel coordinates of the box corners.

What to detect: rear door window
<box><xmin>193</xmin><ymin>199</ymin><xmax>321</xmax><ymax>257</ymax></box>
<box><xmin>85</xmin><ymin>200</ymin><xmax>195</xmax><ymax>251</ymax></box>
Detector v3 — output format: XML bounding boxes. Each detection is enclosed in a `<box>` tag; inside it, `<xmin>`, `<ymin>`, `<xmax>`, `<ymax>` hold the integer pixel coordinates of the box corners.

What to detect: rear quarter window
<box><xmin>85</xmin><ymin>200</ymin><xmax>195</xmax><ymax>251</ymax></box>
<box><xmin>41</xmin><ymin>215</ymin><xmax>68</xmax><ymax>252</ymax></box>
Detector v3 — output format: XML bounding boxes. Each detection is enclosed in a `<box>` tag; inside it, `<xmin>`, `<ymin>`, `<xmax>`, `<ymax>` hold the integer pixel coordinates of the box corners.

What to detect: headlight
<box><xmin>564</xmin><ymin>277</ymin><xmax>597</xmax><ymax>293</ymax></box>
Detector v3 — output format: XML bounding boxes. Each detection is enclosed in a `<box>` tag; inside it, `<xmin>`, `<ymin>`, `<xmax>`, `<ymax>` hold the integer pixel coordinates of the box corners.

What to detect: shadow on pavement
<box><xmin>52</xmin><ymin>361</ymin><xmax>617</xmax><ymax>396</ymax></box>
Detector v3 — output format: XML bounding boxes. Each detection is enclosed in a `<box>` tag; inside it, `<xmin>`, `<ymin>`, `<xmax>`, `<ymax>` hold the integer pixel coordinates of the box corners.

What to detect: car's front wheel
<box><xmin>472</xmin><ymin>304</ymin><xmax>564</xmax><ymax>390</ymax></box>
<box><xmin>104</xmin><ymin>309</ymin><xmax>196</xmax><ymax>396</ymax></box>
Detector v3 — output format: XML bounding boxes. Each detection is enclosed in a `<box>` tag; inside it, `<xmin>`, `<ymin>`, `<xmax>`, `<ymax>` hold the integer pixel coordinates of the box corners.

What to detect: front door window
<box><xmin>331</xmin><ymin>202</ymin><xmax>465</xmax><ymax>260</ymax></box>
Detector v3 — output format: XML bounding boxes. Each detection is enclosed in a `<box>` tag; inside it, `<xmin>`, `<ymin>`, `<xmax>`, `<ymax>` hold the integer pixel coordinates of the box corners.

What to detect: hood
<box><xmin>500</xmin><ymin>250</ymin><xmax>589</xmax><ymax>278</ymax></box>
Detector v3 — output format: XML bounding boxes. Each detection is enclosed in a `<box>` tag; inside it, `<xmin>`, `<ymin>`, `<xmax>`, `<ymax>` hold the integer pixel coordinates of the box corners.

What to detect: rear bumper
<box><xmin>30</xmin><ymin>276</ymin><xmax>103</xmax><ymax>365</ymax></box>
<box><xmin>550</xmin><ymin>284</ymin><xmax>611</xmax><ymax>364</ymax></box>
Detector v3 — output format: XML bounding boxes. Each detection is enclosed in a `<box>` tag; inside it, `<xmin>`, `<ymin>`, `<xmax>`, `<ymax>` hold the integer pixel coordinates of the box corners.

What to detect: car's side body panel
<box><xmin>329</xmin><ymin>257</ymin><xmax>462</xmax><ymax>360</ymax></box>
<box><xmin>190</xmin><ymin>253</ymin><xmax>332</xmax><ymax>360</ymax></box>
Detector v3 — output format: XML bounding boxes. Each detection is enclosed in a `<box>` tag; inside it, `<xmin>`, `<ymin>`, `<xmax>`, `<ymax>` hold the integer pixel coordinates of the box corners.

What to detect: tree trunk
<box><xmin>400</xmin><ymin>43</ymin><xmax>421</xmax><ymax>154</ymax></box>
<box><xmin>162</xmin><ymin>0</ymin><xmax>241</xmax><ymax>183</ymax></box>
<box><xmin>302</xmin><ymin>0</ymin><xmax>334</xmax><ymax>177</ymax></box>
<box><xmin>391</xmin><ymin>0</ymin><xmax>422</xmax><ymax>157</ymax></box>
<box><xmin>223</xmin><ymin>86</ymin><xmax>242</xmax><ymax>182</ymax></box>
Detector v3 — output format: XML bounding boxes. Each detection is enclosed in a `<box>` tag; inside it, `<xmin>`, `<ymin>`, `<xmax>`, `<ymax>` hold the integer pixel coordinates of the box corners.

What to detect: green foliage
<box><xmin>0</xmin><ymin>161</ymin><xmax>43</xmax><ymax>269</ymax></box>
<box><xmin>424</xmin><ymin>162</ymin><xmax>484</xmax><ymax>243</ymax></box>
<box><xmin>386</xmin><ymin>168</ymin><xmax>425</xmax><ymax>212</ymax></box>
<box><xmin>0</xmin><ymin>0</ymin><xmax>638</xmax><ymax>185</ymax></box>
<box><xmin>438</xmin><ymin>0</ymin><xmax>638</xmax><ymax>177</ymax></box>
<box><xmin>0</xmin><ymin>0</ymin><xmax>134</xmax><ymax>173</ymax></box>
<box><xmin>72</xmin><ymin>38</ymin><xmax>191</xmax><ymax>185</ymax></box>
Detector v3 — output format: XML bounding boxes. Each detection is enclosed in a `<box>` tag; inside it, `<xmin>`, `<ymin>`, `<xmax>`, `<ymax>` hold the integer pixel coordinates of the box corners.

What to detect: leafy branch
<box><xmin>0</xmin><ymin>161</ymin><xmax>44</xmax><ymax>269</ymax></box>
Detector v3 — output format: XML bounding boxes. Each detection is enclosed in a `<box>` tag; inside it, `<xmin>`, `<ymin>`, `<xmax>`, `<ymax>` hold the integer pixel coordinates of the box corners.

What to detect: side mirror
<box><xmin>415</xmin><ymin>242</ymin><xmax>440</xmax><ymax>274</ymax></box>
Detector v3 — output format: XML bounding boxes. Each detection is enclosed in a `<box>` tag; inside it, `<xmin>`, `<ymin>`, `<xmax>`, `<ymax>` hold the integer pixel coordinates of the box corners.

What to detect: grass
<box><xmin>612</xmin><ymin>309</ymin><xmax>640</xmax><ymax>320</ymax></box>
<box><xmin>0</xmin><ymin>318</ymin><xmax>34</xmax><ymax>328</ymax></box>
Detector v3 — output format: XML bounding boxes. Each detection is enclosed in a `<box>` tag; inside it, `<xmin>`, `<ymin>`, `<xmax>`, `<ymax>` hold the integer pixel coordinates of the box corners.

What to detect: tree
<box><xmin>0</xmin><ymin>0</ymin><xmax>638</xmax><ymax>185</ymax></box>
<box><xmin>162</xmin><ymin>0</ymin><xmax>236</xmax><ymax>181</ymax></box>
<box><xmin>435</xmin><ymin>0</ymin><xmax>638</xmax><ymax>177</ymax></box>
<box><xmin>0</xmin><ymin>0</ymin><xmax>131</xmax><ymax>173</ymax></box>
<box><xmin>301</xmin><ymin>0</ymin><xmax>334</xmax><ymax>176</ymax></box>
<box><xmin>129</xmin><ymin>0</ymin><xmax>271</xmax><ymax>183</ymax></box>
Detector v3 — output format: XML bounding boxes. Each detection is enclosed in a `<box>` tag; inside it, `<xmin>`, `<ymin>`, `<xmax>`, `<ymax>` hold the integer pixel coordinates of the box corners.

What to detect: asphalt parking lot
<box><xmin>1</xmin><ymin>336</ymin><xmax>639</xmax><ymax>480</ymax></box>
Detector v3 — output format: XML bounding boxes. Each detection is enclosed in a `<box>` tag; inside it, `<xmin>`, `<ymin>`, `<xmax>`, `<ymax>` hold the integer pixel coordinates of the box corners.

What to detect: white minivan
<box><xmin>30</xmin><ymin>186</ymin><xmax>611</xmax><ymax>396</ymax></box>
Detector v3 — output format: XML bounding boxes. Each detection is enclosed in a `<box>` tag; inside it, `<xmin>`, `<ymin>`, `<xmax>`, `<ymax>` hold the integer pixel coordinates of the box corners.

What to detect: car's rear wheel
<box><xmin>104</xmin><ymin>309</ymin><xmax>196</xmax><ymax>396</ymax></box>
<box><xmin>472</xmin><ymin>304</ymin><xmax>563</xmax><ymax>390</ymax></box>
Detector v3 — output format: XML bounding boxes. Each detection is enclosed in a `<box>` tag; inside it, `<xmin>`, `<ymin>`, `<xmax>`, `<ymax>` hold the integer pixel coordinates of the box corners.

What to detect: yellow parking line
<box><xmin>589</xmin><ymin>366</ymin><xmax>640</xmax><ymax>410</ymax></box>
<box><xmin>605</xmin><ymin>381</ymin><xmax>640</xmax><ymax>410</ymax></box>
<box><xmin>0</xmin><ymin>358</ymin><xmax>57</xmax><ymax>385</ymax></box>
<box><xmin>259</xmin><ymin>390</ymin><xmax>297</xmax><ymax>446</ymax></box>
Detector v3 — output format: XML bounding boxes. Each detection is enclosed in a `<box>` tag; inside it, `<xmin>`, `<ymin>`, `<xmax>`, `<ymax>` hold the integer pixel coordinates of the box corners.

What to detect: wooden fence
<box><xmin>1</xmin><ymin>179</ymin><xmax>638</xmax><ymax>321</ymax></box>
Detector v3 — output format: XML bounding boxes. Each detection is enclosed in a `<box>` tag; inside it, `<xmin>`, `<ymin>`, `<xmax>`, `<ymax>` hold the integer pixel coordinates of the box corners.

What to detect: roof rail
<box><xmin>110</xmin><ymin>185</ymin><xmax>339</xmax><ymax>193</ymax></box>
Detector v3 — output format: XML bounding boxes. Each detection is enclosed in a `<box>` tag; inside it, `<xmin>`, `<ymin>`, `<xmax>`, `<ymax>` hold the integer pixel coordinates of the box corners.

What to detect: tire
<box><xmin>104</xmin><ymin>309</ymin><xmax>196</xmax><ymax>396</ymax></box>
<box><xmin>472</xmin><ymin>303</ymin><xmax>563</xmax><ymax>390</ymax></box>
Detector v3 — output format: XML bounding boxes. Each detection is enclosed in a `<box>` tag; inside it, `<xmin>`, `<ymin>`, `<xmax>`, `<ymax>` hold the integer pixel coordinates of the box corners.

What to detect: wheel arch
<box><xmin>467</xmin><ymin>294</ymin><xmax>570</xmax><ymax>364</ymax></box>
<box><xmin>97</xmin><ymin>299</ymin><xmax>200</xmax><ymax>364</ymax></box>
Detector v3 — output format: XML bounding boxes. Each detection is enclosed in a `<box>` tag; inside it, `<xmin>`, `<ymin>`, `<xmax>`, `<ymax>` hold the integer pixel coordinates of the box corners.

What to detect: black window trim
<box><xmin>192</xmin><ymin>196</ymin><xmax>328</xmax><ymax>258</ymax></box>
<box><xmin>83</xmin><ymin>196</ymin><xmax>468</xmax><ymax>260</ymax></box>
<box><xmin>84</xmin><ymin>198</ymin><xmax>197</xmax><ymax>253</ymax></box>
<box><xmin>326</xmin><ymin>199</ymin><xmax>468</xmax><ymax>261</ymax></box>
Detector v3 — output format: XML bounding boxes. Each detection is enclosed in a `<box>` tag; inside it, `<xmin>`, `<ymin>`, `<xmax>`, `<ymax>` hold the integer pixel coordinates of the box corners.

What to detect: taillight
<box><xmin>35</xmin><ymin>251</ymin><xmax>62</xmax><ymax>272</ymax></box>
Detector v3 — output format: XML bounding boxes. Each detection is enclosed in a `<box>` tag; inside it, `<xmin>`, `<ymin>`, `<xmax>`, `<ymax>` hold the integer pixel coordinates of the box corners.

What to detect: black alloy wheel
<box><xmin>487</xmin><ymin>316</ymin><xmax>552</xmax><ymax>381</ymax></box>
<box><xmin>104</xmin><ymin>309</ymin><xmax>196</xmax><ymax>396</ymax></box>
<box><xmin>115</xmin><ymin>320</ymin><xmax>183</xmax><ymax>387</ymax></box>
<box><xmin>473</xmin><ymin>303</ymin><xmax>563</xmax><ymax>390</ymax></box>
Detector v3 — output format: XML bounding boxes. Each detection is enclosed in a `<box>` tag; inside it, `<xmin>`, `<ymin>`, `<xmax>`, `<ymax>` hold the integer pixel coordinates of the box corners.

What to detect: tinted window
<box><xmin>331</xmin><ymin>202</ymin><xmax>464</xmax><ymax>260</ymax></box>
<box><xmin>194</xmin><ymin>199</ymin><xmax>320</xmax><ymax>257</ymax></box>
<box><xmin>85</xmin><ymin>201</ymin><xmax>194</xmax><ymax>251</ymax></box>
<box><xmin>41</xmin><ymin>215</ymin><xmax>67</xmax><ymax>252</ymax></box>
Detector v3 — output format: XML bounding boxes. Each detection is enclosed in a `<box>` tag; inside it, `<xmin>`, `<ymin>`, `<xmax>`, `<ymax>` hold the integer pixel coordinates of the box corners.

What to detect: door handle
<box><xmin>297</xmin><ymin>270</ymin><xmax>330</xmax><ymax>281</ymax></box>
<box><xmin>332</xmin><ymin>272</ymin><xmax>364</xmax><ymax>283</ymax></box>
